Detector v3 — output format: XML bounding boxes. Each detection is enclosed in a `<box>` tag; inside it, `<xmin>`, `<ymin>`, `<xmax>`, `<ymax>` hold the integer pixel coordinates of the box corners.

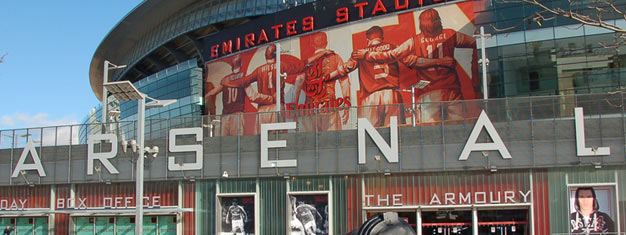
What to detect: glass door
<box><xmin>143</xmin><ymin>216</ymin><xmax>158</xmax><ymax>235</ymax></box>
<box><xmin>16</xmin><ymin>218</ymin><xmax>34</xmax><ymax>234</ymax></box>
<box><xmin>477</xmin><ymin>209</ymin><xmax>528</xmax><ymax>235</ymax></box>
<box><xmin>74</xmin><ymin>217</ymin><xmax>94</xmax><ymax>235</ymax></box>
<box><xmin>0</xmin><ymin>218</ymin><xmax>15</xmax><ymax>232</ymax></box>
<box><xmin>95</xmin><ymin>217</ymin><xmax>115</xmax><ymax>235</ymax></box>
<box><xmin>116</xmin><ymin>217</ymin><xmax>135</xmax><ymax>235</ymax></box>
<box><xmin>157</xmin><ymin>216</ymin><xmax>177</xmax><ymax>235</ymax></box>
<box><xmin>422</xmin><ymin>211</ymin><xmax>472</xmax><ymax>235</ymax></box>
<box><xmin>33</xmin><ymin>217</ymin><xmax>48</xmax><ymax>235</ymax></box>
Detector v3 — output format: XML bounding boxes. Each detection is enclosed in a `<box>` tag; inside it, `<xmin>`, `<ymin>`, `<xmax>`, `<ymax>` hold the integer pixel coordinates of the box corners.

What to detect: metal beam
<box><xmin>132</xmin><ymin>67</ymin><xmax>150</xmax><ymax>78</ymax></box>
<box><xmin>184</xmin><ymin>33</ymin><xmax>206</xmax><ymax>64</ymax></box>
<box><xmin>145</xmin><ymin>55</ymin><xmax>167</xmax><ymax>71</ymax></box>
<box><xmin>164</xmin><ymin>44</ymin><xmax>188</xmax><ymax>63</ymax></box>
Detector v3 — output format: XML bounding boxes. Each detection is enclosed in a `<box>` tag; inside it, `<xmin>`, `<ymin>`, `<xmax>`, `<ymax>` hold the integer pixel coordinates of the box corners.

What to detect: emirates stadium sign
<box><xmin>206</xmin><ymin>0</ymin><xmax>450</xmax><ymax>59</ymax></box>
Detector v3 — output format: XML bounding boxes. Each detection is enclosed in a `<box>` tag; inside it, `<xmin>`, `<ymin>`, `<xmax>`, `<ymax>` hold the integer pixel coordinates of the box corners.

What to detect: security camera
<box><xmin>151</xmin><ymin>146</ymin><xmax>159</xmax><ymax>158</ymax></box>
<box><xmin>144</xmin><ymin>147</ymin><xmax>151</xmax><ymax>158</ymax></box>
<box><xmin>121</xmin><ymin>140</ymin><xmax>128</xmax><ymax>153</ymax></box>
<box><xmin>129</xmin><ymin>140</ymin><xmax>137</xmax><ymax>153</ymax></box>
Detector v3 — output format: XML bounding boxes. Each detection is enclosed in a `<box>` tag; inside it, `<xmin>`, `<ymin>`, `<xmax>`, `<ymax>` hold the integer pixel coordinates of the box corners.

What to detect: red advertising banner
<box><xmin>204</xmin><ymin>1</ymin><xmax>481</xmax><ymax>135</ymax></box>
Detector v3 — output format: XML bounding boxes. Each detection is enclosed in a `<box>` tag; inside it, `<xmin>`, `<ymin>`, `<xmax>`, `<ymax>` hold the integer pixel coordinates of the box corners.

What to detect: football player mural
<box><xmin>204</xmin><ymin>2</ymin><xmax>481</xmax><ymax>135</ymax></box>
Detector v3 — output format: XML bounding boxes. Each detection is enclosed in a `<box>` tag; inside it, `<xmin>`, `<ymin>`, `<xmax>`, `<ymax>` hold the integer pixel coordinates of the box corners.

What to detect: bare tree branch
<box><xmin>492</xmin><ymin>0</ymin><xmax>626</xmax><ymax>48</ymax></box>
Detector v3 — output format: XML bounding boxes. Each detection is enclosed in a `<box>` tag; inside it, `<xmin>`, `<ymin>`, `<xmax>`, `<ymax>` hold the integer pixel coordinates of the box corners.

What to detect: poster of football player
<box><xmin>219</xmin><ymin>196</ymin><xmax>255</xmax><ymax>235</ymax></box>
<box><xmin>204</xmin><ymin>1</ymin><xmax>481</xmax><ymax>133</ymax></box>
<box><xmin>568</xmin><ymin>186</ymin><xmax>616</xmax><ymax>234</ymax></box>
<box><xmin>289</xmin><ymin>194</ymin><xmax>329</xmax><ymax>235</ymax></box>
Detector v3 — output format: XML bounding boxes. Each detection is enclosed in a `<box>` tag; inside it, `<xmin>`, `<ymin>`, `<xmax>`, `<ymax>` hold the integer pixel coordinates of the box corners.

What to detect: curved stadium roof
<box><xmin>89</xmin><ymin>0</ymin><xmax>310</xmax><ymax>101</ymax></box>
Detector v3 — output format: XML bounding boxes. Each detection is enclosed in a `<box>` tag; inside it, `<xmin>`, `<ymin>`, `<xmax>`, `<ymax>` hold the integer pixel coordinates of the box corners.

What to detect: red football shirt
<box><xmin>247</xmin><ymin>59</ymin><xmax>306</xmax><ymax>104</ymax></box>
<box><xmin>410</xmin><ymin>29</ymin><xmax>475</xmax><ymax>92</ymax></box>
<box><xmin>220</xmin><ymin>71</ymin><xmax>248</xmax><ymax>114</ymax></box>
<box><xmin>342</xmin><ymin>41</ymin><xmax>399</xmax><ymax>95</ymax></box>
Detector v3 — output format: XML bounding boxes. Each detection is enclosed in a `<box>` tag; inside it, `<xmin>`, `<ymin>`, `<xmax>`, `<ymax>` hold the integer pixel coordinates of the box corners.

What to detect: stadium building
<box><xmin>1</xmin><ymin>0</ymin><xmax>626</xmax><ymax>234</ymax></box>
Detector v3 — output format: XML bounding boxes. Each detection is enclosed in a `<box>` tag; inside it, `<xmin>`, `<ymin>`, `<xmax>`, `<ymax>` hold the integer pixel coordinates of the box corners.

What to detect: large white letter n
<box><xmin>459</xmin><ymin>110</ymin><xmax>512</xmax><ymax>160</ymax></box>
<box><xmin>358</xmin><ymin>117</ymin><xmax>398</xmax><ymax>164</ymax></box>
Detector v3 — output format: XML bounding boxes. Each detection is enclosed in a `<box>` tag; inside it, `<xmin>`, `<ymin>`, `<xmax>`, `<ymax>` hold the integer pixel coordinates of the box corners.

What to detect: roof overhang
<box><xmin>89</xmin><ymin>0</ymin><xmax>197</xmax><ymax>101</ymax></box>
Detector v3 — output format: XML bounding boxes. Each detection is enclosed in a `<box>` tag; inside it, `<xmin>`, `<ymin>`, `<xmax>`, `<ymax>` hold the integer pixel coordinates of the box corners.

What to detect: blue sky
<box><xmin>0</xmin><ymin>0</ymin><xmax>142</xmax><ymax>130</ymax></box>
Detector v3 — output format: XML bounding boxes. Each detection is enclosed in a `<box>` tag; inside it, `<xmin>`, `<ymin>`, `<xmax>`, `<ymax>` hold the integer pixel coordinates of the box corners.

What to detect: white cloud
<box><xmin>1</xmin><ymin>112</ymin><xmax>79</xmax><ymax>129</ymax></box>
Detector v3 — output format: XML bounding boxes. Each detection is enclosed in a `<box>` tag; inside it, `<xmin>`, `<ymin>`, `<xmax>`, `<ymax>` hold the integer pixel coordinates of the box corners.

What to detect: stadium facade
<box><xmin>1</xmin><ymin>0</ymin><xmax>626</xmax><ymax>234</ymax></box>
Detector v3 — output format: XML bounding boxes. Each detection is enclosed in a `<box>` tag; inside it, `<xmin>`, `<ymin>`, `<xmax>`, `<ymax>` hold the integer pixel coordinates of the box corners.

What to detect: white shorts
<box><xmin>416</xmin><ymin>89</ymin><xmax>463</xmax><ymax>123</ymax></box>
<box><xmin>221</xmin><ymin>113</ymin><xmax>244</xmax><ymax>136</ymax></box>
<box><xmin>231</xmin><ymin>219</ymin><xmax>244</xmax><ymax>233</ymax></box>
<box><xmin>359</xmin><ymin>89</ymin><xmax>399</xmax><ymax>127</ymax></box>
<box><xmin>304</xmin><ymin>220</ymin><xmax>317</xmax><ymax>235</ymax></box>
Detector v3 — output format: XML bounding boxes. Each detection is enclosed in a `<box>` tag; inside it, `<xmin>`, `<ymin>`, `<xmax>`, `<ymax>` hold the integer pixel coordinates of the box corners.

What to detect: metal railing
<box><xmin>0</xmin><ymin>92</ymin><xmax>624</xmax><ymax>149</ymax></box>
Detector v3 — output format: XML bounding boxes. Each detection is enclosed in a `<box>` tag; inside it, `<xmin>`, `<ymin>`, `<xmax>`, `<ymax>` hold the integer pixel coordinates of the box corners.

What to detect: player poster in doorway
<box><xmin>220</xmin><ymin>196</ymin><xmax>255</xmax><ymax>235</ymax></box>
<box><xmin>289</xmin><ymin>194</ymin><xmax>329</xmax><ymax>235</ymax></box>
<box><xmin>568</xmin><ymin>186</ymin><xmax>616</xmax><ymax>234</ymax></box>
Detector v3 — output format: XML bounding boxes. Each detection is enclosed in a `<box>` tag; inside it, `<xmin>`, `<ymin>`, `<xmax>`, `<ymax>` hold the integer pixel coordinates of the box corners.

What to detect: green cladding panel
<box><xmin>219</xmin><ymin>178</ymin><xmax>257</xmax><ymax>193</ymax></box>
<box><xmin>289</xmin><ymin>176</ymin><xmax>330</xmax><ymax>191</ymax></box>
<box><xmin>548</xmin><ymin>166</ymin><xmax>624</xmax><ymax>234</ymax></box>
<box><xmin>618</xmin><ymin>167</ymin><xmax>626</xmax><ymax>232</ymax></box>
<box><xmin>332</xmin><ymin>176</ymin><xmax>350</xmax><ymax>235</ymax></box>
<box><xmin>195</xmin><ymin>180</ymin><xmax>216</xmax><ymax>234</ymax></box>
<box><xmin>259</xmin><ymin>178</ymin><xmax>286</xmax><ymax>235</ymax></box>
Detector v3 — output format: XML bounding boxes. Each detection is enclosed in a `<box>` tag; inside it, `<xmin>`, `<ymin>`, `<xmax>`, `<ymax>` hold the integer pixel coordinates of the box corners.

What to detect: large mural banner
<box><xmin>204</xmin><ymin>1</ymin><xmax>481</xmax><ymax>135</ymax></box>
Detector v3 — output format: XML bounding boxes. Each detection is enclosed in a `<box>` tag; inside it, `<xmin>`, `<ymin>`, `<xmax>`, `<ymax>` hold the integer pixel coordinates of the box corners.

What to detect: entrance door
<box><xmin>0</xmin><ymin>218</ymin><xmax>14</xmax><ymax>231</ymax></box>
<box><xmin>143</xmin><ymin>216</ymin><xmax>158</xmax><ymax>235</ymax></box>
<box><xmin>422</xmin><ymin>211</ymin><xmax>472</xmax><ymax>235</ymax></box>
<box><xmin>116</xmin><ymin>217</ymin><xmax>135</xmax><ymax>235</ymax></box>
<box><xmin>74</xmin><ymin>217</ymin><xmax>94</xmax><ymax>235</ymax></box>
<box><xmin>33</xmin><ymin>217</ymin><xmax>48</xmax><ymax>235</ymax></box>
<box><xmin>157</xmin><ymin>216</ymin><xmax>177</xmax><ymax>235</ymax></box>
<box><xmin>477</xmin><ymin>209</ymin><xmax>528</xmax><ymax>235</ymax></box>
<box><xmin>17</xmin><ymin>218</ymin><xmax>34</xmax><ymax>235</ymax></box>
<box><xmin>95</xmin><ymin>217</ymin><xmax>115</xmax><ymax>235</ymax></box>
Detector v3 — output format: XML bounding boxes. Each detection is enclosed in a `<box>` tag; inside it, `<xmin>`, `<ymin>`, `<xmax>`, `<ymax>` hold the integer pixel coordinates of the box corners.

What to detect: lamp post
<box><xmin>102</xmin><ymin>60</ymin><xmax>127</xmax><ymax>131</ymax></box>
<box><xmin>103</xmin><ymin>80</ymin><xmax>176</xmax><ymax>234</ymax></box>
<box><xmin>397</xmin><ymin>80</ymin><xmax>430</xmax><ymax>126</ymax></box>
<box><xmin>473</xmin><ymin>26</ymin><xmax>491</xmax><ymax>100</ymax></box>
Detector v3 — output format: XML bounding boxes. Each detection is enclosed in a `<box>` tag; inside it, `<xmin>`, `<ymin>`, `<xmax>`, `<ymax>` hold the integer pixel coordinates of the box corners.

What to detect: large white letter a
<box><xmin>12</xmin><ymin>139</ymin><xmax>47</xmax><ymax>177</ymax></box>
<box><xmin>459</xmin><ymin>110</ymin><xmax>512</xmax><ymax>160</ymax></box>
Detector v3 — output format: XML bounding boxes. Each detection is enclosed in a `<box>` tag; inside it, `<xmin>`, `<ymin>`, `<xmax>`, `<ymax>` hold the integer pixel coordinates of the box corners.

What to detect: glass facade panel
<box><xmin>81</xmin><ymin>59</ymin><xmax>201</xmax><ymax>141</ymax></box>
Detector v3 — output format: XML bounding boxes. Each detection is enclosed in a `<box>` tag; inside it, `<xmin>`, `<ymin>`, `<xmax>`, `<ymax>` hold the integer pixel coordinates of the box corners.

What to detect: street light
<box><xmin>103</xmin><ymin>80</ymin><xmax>176</xmax><ymax>234</ymax></box>
<box><xmin>102</xmin><ymin>60</ymin><xmax>127</xmax><ymax>131</ymax></box>
<box><xmin>398</xmin><ymin>80</ymin><xmax>430</xmax><ymax>126</ymax></box>
<box><xmin>473</xmin><ymin>26</ymin><xmax>492</xmax><ymax>100</ymax></box>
